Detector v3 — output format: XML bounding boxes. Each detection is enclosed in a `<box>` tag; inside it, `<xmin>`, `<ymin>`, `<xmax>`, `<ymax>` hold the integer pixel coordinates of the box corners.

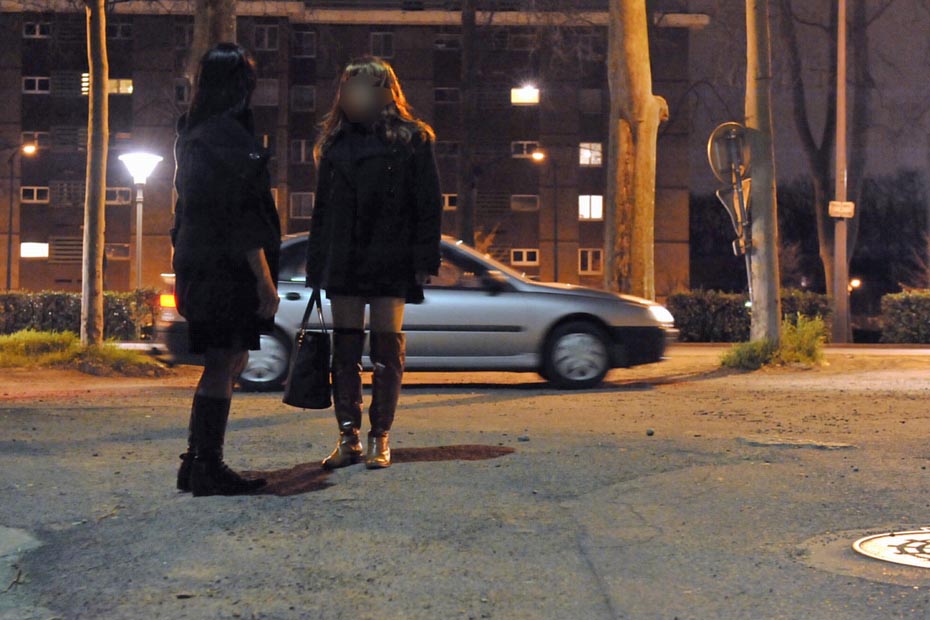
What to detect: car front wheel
<box><xmin>239</xmin><ymin>329</ymin><xmax>291</xmax><ymax>392</ymax></box>
<box><xmin>542</xmin><ymin>321</ymin><xmax>610</xmax><ymax>389</ymax></box>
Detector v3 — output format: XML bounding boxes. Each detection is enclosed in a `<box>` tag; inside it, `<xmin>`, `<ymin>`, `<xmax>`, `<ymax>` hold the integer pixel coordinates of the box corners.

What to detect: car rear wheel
<box><xmin>543</xmin><ymin>321</ymin><xmax>610</xmax><ymax>389</ymax></box>
<box><xmin>239</xmin><ymin>329</ymin><xmax>291</xmax><ymax>392</ymax></box>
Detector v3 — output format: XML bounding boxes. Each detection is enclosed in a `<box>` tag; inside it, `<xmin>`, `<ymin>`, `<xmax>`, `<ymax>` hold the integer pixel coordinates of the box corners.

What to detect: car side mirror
<box><xmin>481</xmin><ymin>270</ymin><xmax>509</xmax><ymax>295</ymax></box>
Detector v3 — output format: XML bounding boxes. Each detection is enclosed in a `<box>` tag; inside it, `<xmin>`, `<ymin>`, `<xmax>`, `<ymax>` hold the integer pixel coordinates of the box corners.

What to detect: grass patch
<box><xmin>0</xmin><ymin>330</ymin><xmax>169</xmax><ymax>377</ymax></box>
<box><xmin>721</xmin><ymin>315</ymin><xmax>826</xmax><ymax>370</ymax></box>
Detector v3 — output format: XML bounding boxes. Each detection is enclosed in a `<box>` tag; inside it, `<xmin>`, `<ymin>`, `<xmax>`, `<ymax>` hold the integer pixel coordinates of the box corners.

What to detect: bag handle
<box><xmin>299</xmin><ymin>287</ymin><xmax>328</xmax><ymax>334</ymax></box>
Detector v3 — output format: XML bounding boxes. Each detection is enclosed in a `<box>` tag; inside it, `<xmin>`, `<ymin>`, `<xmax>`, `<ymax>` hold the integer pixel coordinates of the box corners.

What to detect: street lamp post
<box><xmin>531</xmin><ymin>148</ymin><xmax>559</xmax><ymax>282</ymax></box>
<box><xmin>5</xmin><ymin>143</ymin><xmax>37</xmax><ymax>290</ymax></box>
<box><xmin>118</xmin><ymin>152</ymin><xmax>162</xmax><ymax>289</ymax></box>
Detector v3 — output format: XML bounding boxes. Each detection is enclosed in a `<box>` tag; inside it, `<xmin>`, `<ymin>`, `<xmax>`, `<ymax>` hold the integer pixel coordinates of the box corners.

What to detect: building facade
<box><xmin>0</xmin><ymin>1</ymin><xmax>693</xmax><ymax>297</ymax></box>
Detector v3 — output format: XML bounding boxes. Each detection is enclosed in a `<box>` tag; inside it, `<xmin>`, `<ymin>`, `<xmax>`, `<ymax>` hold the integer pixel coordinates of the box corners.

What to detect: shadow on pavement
<box><xmin>250</xmin><ymin>444</ymin><xmax>516</xmax><ymax>497</ymax></box>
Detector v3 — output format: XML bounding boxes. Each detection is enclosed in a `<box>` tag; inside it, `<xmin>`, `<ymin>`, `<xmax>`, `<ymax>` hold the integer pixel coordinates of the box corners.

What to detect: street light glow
<box><xmin>531</xmin><ymin>149</ymin><xmax>546</xmax><ymax>162</ymax></box>
<box><xmin>21</xmin><ymin>143</ymin><xmax>37</xmax><ymax>156</ymax></box>
<box><xmin>849</xmin><ymin>278</ymin><xmax>862</xmax><ymax>290</ymax></box>
<box><xmin>119</xmin><ymin>152</ymin><xmax>162</xmax><ymax>185</ymax></box>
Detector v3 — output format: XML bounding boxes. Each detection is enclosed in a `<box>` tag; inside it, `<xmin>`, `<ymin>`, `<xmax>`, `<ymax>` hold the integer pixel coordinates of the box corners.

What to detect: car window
<box><xmin>428</xmin><ymin>250</ymin><xmax>486</xmax><ymax>289</ymax></box>
<box><xmin>278</xmin><ymin>241</ymin><xmax>307</xmax><ymax>283</ymax></box>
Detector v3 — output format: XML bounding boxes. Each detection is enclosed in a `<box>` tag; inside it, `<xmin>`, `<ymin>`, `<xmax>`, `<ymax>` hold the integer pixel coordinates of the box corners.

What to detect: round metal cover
<box><xmin>852</xmin><ymin>528</ymin><xmax>930</xmax><ymax>569</ymax></box>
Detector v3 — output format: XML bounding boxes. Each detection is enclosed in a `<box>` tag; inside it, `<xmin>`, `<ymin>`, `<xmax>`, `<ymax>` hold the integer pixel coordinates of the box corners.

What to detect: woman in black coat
<box><xmin>171</xmin><ymin>44</ymin><xmax>281</xmax><ymax>496</ymax></box>
<box><xmin>306</xmin><ymin>56</ymin><xmax>442</xmax><ymax>470</ymax></box>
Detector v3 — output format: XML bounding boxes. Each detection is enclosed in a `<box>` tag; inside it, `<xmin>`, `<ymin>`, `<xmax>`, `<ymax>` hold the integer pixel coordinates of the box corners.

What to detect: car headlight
<box><xmin>648</xmin><ymin>305</ymin><xmax>674</xmax><ymax>325</ymax></box>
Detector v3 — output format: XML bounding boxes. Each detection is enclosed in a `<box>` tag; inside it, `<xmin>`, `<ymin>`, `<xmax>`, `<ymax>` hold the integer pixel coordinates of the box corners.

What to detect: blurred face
<box><xmin>339</xmin><ymin>73</ymin><xmax>393</xmax><ymax>124</ymax></box>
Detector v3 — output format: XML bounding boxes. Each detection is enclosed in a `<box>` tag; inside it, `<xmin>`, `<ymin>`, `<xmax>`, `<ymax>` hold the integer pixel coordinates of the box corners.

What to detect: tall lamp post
<box><xmin>118</xmin><ymin>152</ymin><xmax>162</xmax><ymax>289</ymax></box>
<box><xmin>5</xmin><ymin>142</ymin><xmax>37</xmax><ymax>290</ymax></box>
<box><xmin>531</xmin><ymin>148</ymin><xmax>560</xmax><ymax>282</ymax></box>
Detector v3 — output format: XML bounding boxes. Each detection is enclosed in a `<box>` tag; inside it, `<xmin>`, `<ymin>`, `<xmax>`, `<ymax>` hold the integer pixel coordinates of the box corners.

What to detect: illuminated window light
<box><xmin>20</xmin><ymin>242</ymin><xmax>49</xmax><ymax>259</ymax></box>
<box><xmin>511</xmin><ymin>85</ymin><xmax>539</xmax><ymax>106</ymax></box>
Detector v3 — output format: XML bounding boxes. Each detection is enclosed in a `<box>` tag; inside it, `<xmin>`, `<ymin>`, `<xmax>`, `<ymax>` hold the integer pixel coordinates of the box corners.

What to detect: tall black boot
<box><xmin>322</xmin><ymin>329</ymin><xmax>366</xmax><ymax>469</ymax></box>
<box><xmin>366</xmin><ymin>332</ymin><xmax>405</xmax><ymax>469</ymax></box>
<box><xmin>176</xmin><ymin>405</ymin><xmax>195</xmax><ymax>492</ymax></box>
<box><xmin>189</xmin><ymin>395</ymin><xmax>265</xmax><ymax>497</ymax></box>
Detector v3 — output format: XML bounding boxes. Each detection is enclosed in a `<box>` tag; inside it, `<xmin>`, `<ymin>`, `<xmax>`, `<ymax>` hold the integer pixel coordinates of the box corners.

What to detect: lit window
<box><xmin>511</xmin><ymin>141</ymin><xmax>540</xmax><ymax>159</ymax></box>
<box><xmin>22</xmin><ymin>76</ymin><xmax>50</xmax><ymax>94</ymax></box>
<box><xmin>442</xmin><ymin>194</ymin><xmax>458</xmax><ymax>211</ymax></box>
<box><xmin>291</xmin><ymin>85</ymin><xmax>315</xmax><ymax>112</ymax></box>
<box><xmin>579</xmin><ymin>142</ymin><xmax>603</xmax><ymax>167</ymax></box>
<box><xmin>254</xmin><ymin>24</ymin><xmax>279</xmax><ymax>51</ymax></box>
<box><xmin>510</xmin><ymin>195</ymin><xmax>540</xmax><ymax>212</ymax></box>
<box><xmin>290</xmin><ymin>139</ymin><xmax>313</xmax><ymax>164</ymax></box>
<box><xmin>290</xmin><ymin>192</ymin><xmax>315</xmax><ymax>220</ymax></box>
<box><xmin>23</xmin><ymin>22</ymin><xmax>51</xmax><ymax>38</ymax></box>
<box><xmin>434</xmin><ymin>88</ymin><xmax>460</xmax><ymax>104</ymax></box>
<box><xmin>293</xmin><ymin>30</ymin><xmax>316</xmax><ymax>58</ymax></box>
<box><xmin>80</xmin><ymin>75</ymin><xmax>133</xmax><ymax>96</ymax></box>
<box><xmin>511</xmin><ymin>85</ymin><xmax>539</xmax><ymax>106</ymax></box>
<box><xmin>20</xmin><ymin>242</ymin><xmax>49</xmax><ymax>259</ymax></box>
<box><xmin>371</xmin><ymin>32</ymin><xmax>394</xmax><ymax>58</ymax></box>
<box><xmin>579</xmin><ymin>248</ymin><xmax>604</xmax><ymax>275</ymax></box>
<box><xmin>21</xmin><ymin>187</ymin><xmax>50</xmax><ymax>203</ymax></box>
<box><xmin>578</xmin><ymin>195</ymin><xmax>604</xmax><ymax>221</ymax></box>
<box><xmin>511</xmin><ymin>248</ymin><xmax>540</xmax><ymax>267</ymax></box>
<box><xmin>105</xmin><ymin>187</ymin><xmax>132</xmax><ymax>205</ymax></box>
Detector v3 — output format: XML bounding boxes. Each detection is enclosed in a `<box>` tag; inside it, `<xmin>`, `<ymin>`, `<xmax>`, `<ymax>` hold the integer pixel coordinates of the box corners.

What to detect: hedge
<box><xmin>880</xmin><ymin>290</ymin><xmax>930</xmax><ymax>343</ymax></box>
<box><xmin>0</xmin><ymin>289</ymin><xmax>159</xmax><ymax>341</ymax></box>
<box><xmin>667</xmin><ymin>289</ymin><xmax>831</xmax><ymax>342</ymax></box>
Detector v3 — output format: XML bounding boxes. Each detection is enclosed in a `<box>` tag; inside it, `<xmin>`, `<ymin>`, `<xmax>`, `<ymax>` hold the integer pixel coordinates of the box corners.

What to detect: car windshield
<box><xmin>448</xmin><ymin>240</ymin><xmax>530</xmax><ymax>281</ymax></box>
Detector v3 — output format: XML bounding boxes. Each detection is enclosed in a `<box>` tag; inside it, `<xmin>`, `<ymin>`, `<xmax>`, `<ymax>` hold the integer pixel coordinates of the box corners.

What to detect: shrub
<box><xmin>775</xmin><ymin>315</ymin><xmax>826</xmax><ymax>366</ymax></box>
<box><xmin>667</xmin><ymin>289</ymin><xmax>830</xmax><ymax>342</ymax></box>
<box><xmin>0</xmin><ymin>289</ymin><xmax>159</xmax><ymax>340</ymax></box>
<box><xmin>0</xmin><ymin>329</ymin><xmax>168</xmax><ymax>376</ymax></box>
<box><xmin>721</xmin><ymin>340</ymin><xmax>777</xmax><ymax>370</ymax></box>
<box><xmin>880</xmin><ymin>290</ymin><xmax>930</xmax><ymax>343</ymax></box>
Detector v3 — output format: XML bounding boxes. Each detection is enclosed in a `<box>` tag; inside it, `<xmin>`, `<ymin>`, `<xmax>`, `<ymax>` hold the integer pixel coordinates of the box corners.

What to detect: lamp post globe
<box><xmin>118</xmin><ymin>152</ymin><xmax>162</xmax><ymax>289</ymax></box>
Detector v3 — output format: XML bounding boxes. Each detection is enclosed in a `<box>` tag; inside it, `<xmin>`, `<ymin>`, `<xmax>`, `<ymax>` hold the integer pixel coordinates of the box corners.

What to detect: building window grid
<box><xmin>291</xmin><ymin>85</ymin><xmax>316</xmax><ymax>112</ymax></box>
<box><xmin>579</xmin><ymin>248</ymin><xmax>604</xmax><ymax>275</ymax></box>
<box><xmin>254</xmin><ymin>24</ymin><xmax>279</xmax><ymax>51</ymax></box>
<box><xmin>106</xmin><ymin>20</ymin><xmax>132</xmax><ymax>40</ymax></box>
<box><xmin>511</xmin><ymin>248</ymin><xmax>540</xmax><ymax>267</ymax></box>
<box><xmin>105</xmin><ymin>187</ymin><xmax>132</xmax><ymax>205</ymax></box>
<box><xmin>290</xmin><ymin>192</ymin><xmax>315</xmax><ymax>220</ymax></box>
<box><xmin>511</xmin><ymin>141</ymin><xmax>540</xmax><ymax>158</ymax></box>
<box><xmin>579</xmin><ymin>142</ymin><xmax>603</xmax><ymax>167</ymax></box>
<box><xmin>510</xmin><ymin>194</ymin><xmax>540</xmax><ymax>212</ymax></box>
<box><xmin>21</xmin><ymin>187</ymin><xmax>50</xmax><ymax>204</ymax></box>
<box><xmin>21</xmin><ymin>131</ymin><xmax>50</xmax><ymax>149</ymax></box>
<box><xmin>290</xmin><ymin>139</ymin><xmax>312</xmax><ymax>164</ymax></box>
<box><xmin>371</xmin><ymin>32</ymin><xmax>395</xmax><ymax>58</ymax></box>
<box><xmin>22</xmin><ymin>77</ymin><xmax>51</xmax><ymax>94</ymax></box>
<box><xmin>578</xmin><ymin>195</ymin><xmax>604</xmax><ymax>221</ymax></box>
<box><xmin>442</xmin><ymin>193</ymin><xmax>458</xmax><ymax>211</ymax></box>
<box><xmin>293</xmin><ymin>30</ymin><xmax>317</xmax><ymax>58</ymax></box>
<box><xmin>23</xmin><ymin>22</ymin><xmax>51</xmax><ymax>38</ymax></box>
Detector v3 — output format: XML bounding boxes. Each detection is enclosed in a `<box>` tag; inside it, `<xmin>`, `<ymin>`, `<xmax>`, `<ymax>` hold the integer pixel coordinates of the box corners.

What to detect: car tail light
<box><xmin>159</xmin><ymin>293</ymin><xmax>177</xmax><ymax>309</ymax></box>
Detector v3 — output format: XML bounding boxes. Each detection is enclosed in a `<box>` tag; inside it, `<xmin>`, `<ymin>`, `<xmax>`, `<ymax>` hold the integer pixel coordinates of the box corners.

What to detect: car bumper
<box><xmin>608</xmin><ymin>326</ymin><xmax>679</xmax><ymax>367</ymax></box>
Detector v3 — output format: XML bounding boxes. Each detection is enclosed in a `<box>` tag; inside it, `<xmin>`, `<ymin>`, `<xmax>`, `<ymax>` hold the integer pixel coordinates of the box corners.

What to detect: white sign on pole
<box><xmin>828</xmin><ymin>200</ymin><xmax>855</xmax><ymax>219</ymax></box>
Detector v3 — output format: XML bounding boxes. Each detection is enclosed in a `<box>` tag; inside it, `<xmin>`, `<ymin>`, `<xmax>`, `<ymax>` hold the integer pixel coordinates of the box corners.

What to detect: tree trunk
<box><xmin>81</xmin><ymin>0</ymin><xmax>108</xmax><ymax>346</ymax></box>
<box><xmin>457</xmin><ymin>0</ymin><xmax>478</xmax><ymax>247</ymax></box>
<box><xmin>745</xmin><ymin>0</ymin><xmax>781</xmax><ymax>343</ymax></box>
<box><xmin>604</xmin><ymin>0</ymin><xmax>666</xmax><ymax>299</ymax></box>
<box><xmin>187</xmin><ymin>0</ymin><xmax>237</xmax><ymax>83</ymax></box>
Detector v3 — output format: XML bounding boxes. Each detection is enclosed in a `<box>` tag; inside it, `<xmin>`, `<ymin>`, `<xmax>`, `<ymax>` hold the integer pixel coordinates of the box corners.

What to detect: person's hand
<box><xmin>415</xmin><ymin>270</ymin><xmax>429</xmax><ymax>286</ymax></box>
<box><xmin>256</xmin><ymin>277</ymin><xmax>279</xmax><ymax>319</ymax></box>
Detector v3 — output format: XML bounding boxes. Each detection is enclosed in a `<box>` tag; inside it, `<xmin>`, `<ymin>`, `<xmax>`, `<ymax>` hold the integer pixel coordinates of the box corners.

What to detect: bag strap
<box><xmin>299</xmin><ymin>288</ymin><xmax>328</xmax><ymax>333</ymax></box>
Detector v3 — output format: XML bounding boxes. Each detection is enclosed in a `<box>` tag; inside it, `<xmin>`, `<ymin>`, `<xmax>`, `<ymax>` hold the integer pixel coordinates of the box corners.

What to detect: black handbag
<box><xmin>282</xmin><ymin>288</ymin><xmax>332</xmax><ymax>409</ymax></box>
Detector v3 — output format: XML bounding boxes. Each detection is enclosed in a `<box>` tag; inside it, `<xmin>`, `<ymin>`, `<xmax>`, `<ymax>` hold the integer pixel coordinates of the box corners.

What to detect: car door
<box><xmin>402</xmin><ymin>245</ymin><xmax>532</xmax><ymax>367</ymax></box>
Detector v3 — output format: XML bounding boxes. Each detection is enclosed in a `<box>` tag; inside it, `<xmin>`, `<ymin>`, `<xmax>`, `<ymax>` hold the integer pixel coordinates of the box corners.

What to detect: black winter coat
<box><xmin>305</xmin><ymin>124</ymin><xmax>442</xmax><ymax>303</ymax></box>
<box><xmin>171</xmin><ymin>113</ymin><xmax>281</xmax><ymax>328</ymax></box>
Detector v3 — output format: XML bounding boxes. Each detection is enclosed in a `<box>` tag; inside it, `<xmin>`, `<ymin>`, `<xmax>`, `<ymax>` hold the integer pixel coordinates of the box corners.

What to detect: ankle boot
<box><xmin>366</xmin><ymin>332</ymin><xmax>405</xmax><ymax>469</ymax></box>
<box><xmin>189</xmin><ymin>395</ymin><xmax>266</xmax><ymax>496</ymax></box>
<box><xmin>322</xmin><ymin>329</ymin><xmax>366</xmax><ymax>470</ymax></box>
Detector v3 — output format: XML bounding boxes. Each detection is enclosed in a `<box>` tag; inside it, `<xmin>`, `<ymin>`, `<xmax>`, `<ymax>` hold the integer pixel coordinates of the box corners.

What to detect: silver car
<box><xmin>156</xmin><ymin>234</ymin><xmax>677</xmax><ymax>390</ymax></box>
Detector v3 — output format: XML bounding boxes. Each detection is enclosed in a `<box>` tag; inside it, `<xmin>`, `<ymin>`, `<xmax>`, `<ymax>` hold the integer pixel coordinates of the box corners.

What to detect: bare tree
<box><xmin>457</xmin><ymin>0</ymin><xmax>479</xmax><ymax>246</ymax></box>
<box><xmin>604</xmin><ymin>0</ymin><xmax>668</xmax><ymax>299</ymax></box>
<box><xmin>187</xmin><ymin>0</ymin><xmax>237</xmax><ymax>82</ymax></box>
<box><xmin>80</xmin><ymin>0</ymin><xmax>109</xmax><ymax>346</ymax></box>
<box><xmin>745</xmin><ymin>0</ymin><xmax>781</xmax><ymax>342</ymax></box>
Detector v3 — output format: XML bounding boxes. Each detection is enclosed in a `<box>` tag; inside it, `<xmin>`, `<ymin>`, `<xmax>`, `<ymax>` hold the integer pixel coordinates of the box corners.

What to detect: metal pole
<box><xmin>552</xmin><ymin>155</ymin><xmax>559</xmax><ymax>282</ymax></box>
<box><xmin>135</xmin><ymin>183</ymin><xmax>144</xmax><ymax>289</ymax></box>
<box><xmin>832</xmin><ymin>0</ymin><xmax>850</xmax><ymax>343</ymax></box>
<box><xmin>6</xmin><ymin>153</ymin><xmax>14</xmax><ymax>290</ymax></box>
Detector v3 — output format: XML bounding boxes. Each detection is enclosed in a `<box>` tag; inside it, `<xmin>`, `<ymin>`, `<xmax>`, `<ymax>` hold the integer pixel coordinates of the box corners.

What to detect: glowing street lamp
<box><xmin>119</xmin><ymin>152</ymin><xmax>162</xmax><ymax>289</ymax></box>
<box><xmin>6</xmin><ymin>142</ymin><xmax>38</xmax><ymax>290</ymax></box>
<box><xmin>531</xmin><ymin>147</ymin><xmax>560</xmax><ymax>282</ymax></box>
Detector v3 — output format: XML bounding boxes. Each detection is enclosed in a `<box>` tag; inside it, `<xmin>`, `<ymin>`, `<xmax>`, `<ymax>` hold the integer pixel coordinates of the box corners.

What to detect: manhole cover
<box><xmin>853</xmin><ymin>528</ymin><xmax>930</xmax><ymax>569</ymax></box>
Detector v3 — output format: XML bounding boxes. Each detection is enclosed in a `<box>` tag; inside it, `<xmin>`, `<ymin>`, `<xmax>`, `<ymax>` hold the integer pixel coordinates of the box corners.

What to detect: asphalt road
<box><xmin>3</xmin><ymin>347</ymin><xmax>930</xmax><ymax>619</ymax></box>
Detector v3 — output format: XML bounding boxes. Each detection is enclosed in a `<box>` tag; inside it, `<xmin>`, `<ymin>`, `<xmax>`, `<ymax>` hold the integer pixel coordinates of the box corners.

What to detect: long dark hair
<box><xmin>314</xmin><ymin>56</ymin><xmax>435</xmax><ymax>165</ymax></box>
<box><xmin>187</xmin><ymin>43</ymin><xmax>257</xmax><ymax>128</ymax></box>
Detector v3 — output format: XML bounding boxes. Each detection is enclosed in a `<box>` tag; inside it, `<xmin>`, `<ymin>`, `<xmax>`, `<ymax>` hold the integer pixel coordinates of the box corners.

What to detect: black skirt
<box><xmin>187</xmin><ymin>318</ymin><xmax>265</xmax><ymax>354</ymax></box>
